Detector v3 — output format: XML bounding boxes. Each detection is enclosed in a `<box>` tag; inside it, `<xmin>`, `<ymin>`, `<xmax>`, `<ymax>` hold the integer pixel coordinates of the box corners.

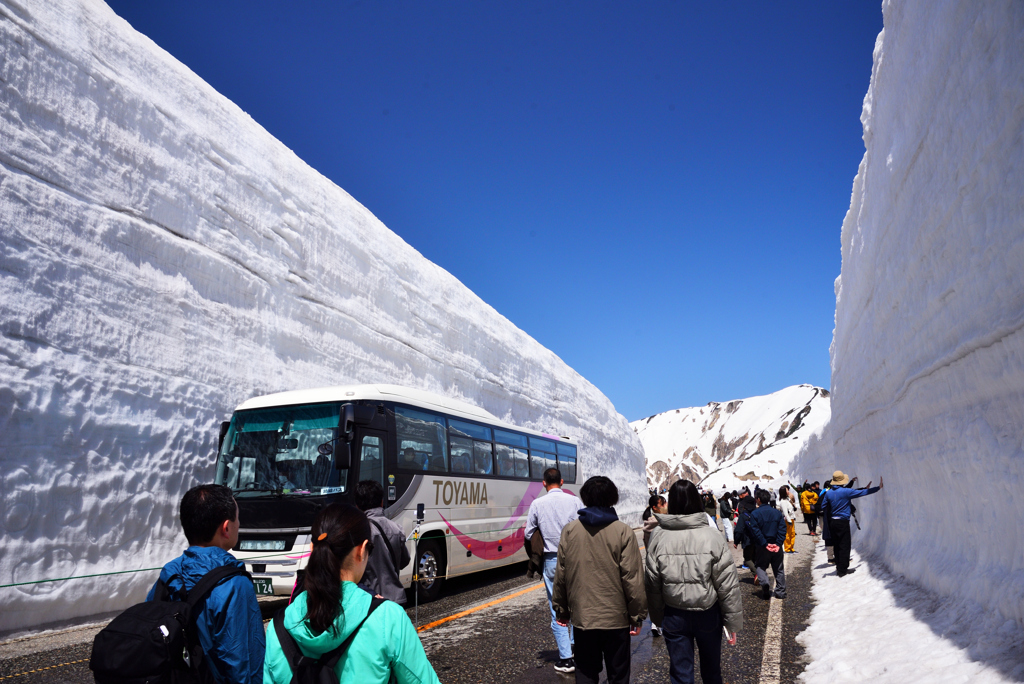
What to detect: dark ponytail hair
<box><xmin>643</xmin><ymin>493</ymin><xmax>667</xmax><ymax>519</ymax></box>
<box><xmin>667</xmin><ymin>479</ymin><xmax>703</xmax><ymax>515</ymax></box>
<box><xmin>304</xmin><ymin>503</ymin><xmax>371</xmax><ymax>635</ymax></box>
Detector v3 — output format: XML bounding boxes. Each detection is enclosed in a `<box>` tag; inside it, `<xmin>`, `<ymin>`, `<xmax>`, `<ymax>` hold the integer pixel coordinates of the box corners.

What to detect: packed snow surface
<box><xmin>0</xmin><ymin>0</ymin><xmax>645</xmax><ymax>634</ymax></box>
<box><xmin>799</xmin><ymin>543</ymin><xmax>1024</xmax><ymax>683</ymax></box>
<box><xmin>632</xmin><ymin>385</ymin><xmax>830</xmax><ymax>494</ymax></box>
<box><xmin>792</xmin><ymin>0</ymin><xmax>1024</xmax><ymax>666</ymax></box>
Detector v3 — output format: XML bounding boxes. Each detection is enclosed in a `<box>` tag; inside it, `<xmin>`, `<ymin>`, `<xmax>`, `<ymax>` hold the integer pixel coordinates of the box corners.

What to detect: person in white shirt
<box><xmin>525</xmin><ymin>468</ymin><xmax>584</xmax><ymax>674</ymax></box>
<box><xmin>779</xmin><ymin>485</ymin><xmax>798</xmax><ymax>553</ymax></box>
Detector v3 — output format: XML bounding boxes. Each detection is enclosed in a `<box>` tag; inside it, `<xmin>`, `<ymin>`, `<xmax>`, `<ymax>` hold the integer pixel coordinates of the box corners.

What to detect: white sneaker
<box><xmin>651</xmin><ymin>625</ymin><xmax>663</xmax><ymax>636</ymax></box>
<box><xmin>553</xmin><ymin>658</ymin><xmax>575</xmax><ymax>673</ymax></box>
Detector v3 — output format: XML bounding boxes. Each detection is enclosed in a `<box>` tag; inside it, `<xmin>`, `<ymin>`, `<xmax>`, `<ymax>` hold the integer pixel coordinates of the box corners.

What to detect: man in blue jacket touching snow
<box><xmin>147</xmin><ymin>484</ymin><xmax>265</xmax><ymax>684</ymax></box>
<box><xmin>818</xmin><ymin>471</ymin><xmax>883</xmax><ymax>577</ymax></box>
<box><xmin>747</xmin><ymin>489</ymin><xmax>787</xmax><ymax>599</ymax></box>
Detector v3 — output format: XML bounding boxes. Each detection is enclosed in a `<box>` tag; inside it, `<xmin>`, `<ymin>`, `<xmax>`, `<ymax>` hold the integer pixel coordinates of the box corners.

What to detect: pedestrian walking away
<box><xmin>525</xmin><ymin>467</ymin><xmax>585</xmax><ymax>674</ymax></box>
<box><xmin>747</xmin><ymin>489</ymin><xmax>787</xmax><ymax>599</ymax></box>
<box><xmin>779</xmin><ymin>485</ymin><xmax>797</xmax><ymax>553</ymax></box>
<box><xmin>719</xmin><ymin>491</ymin><xmax>735</xmax><ymax>544</ymax></box>
<box><xmin>154</xmin><ymin>485</ymin><xmax>264</xmax><ymax>684</ymax></box>
<box><xmin>263</xmin><ymin>503</ymin><xmax>441</xmax><ymax>684</ymax></box>
<box><xmin>645</xmin><ymin>479</ymin><xmax>743</xmax><ymax>684</ymax></box>
<box><xmin>354</xmin><ymin>480</ymin><xmax>412</xmax><ymax>604</ymax></box>
<box><xmin>733</xmin><ymin>488</ymin><xmax>757</xmax><ymax>573</ymax></box>
<box><xmin>642</xmin><ymin>493</ymin><xmax>668</xmax><ymax>636</ymax></box>
<box><xmin>800</xmin><ymin>482</ymin><xmax>819</xmax><ymax>536</ymax></box>
<box><xmin>817</xmin><ymin>471</ymin><xmax>883</xmax><ymax>577</ymax></box>
<box><xmin>553</xmin><ymin>476</ymin><xmax>647</xmax><ymax>684</ymax></box>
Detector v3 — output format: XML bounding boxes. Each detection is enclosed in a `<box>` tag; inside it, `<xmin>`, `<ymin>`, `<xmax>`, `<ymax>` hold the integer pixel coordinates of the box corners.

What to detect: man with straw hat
<box><xmin>818</xmin><ymin>471</ymin><xmax>883</xmax><ymax>577</ymax></box>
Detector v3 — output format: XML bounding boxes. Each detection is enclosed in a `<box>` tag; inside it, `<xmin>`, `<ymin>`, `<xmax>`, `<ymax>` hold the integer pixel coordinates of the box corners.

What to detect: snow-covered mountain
<box><xmin>633</xmin><ymin>385</ymin><xmax>830</xmax><ymax>494</ymax></box>
<box><xmin>790</xmin><ymin>0</ymin><xmax>1024</xmax><ymax>648</ymax></box>
<box><xmin>0</xmin><ymin>1</ymin><xmax>645</xmax><ymax>635</ymax></box>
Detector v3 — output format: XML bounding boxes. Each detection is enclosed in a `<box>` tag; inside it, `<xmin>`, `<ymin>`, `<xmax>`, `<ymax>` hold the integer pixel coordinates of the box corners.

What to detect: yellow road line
<box><xmin>417</xmin><ymin>582</ymin><xmax>544</xmax><ymax>633</ymax></box>
<box><xmin>0</xmin><ymin>658</ymin><xmax>89</xmax><ymax>680</ymax></box>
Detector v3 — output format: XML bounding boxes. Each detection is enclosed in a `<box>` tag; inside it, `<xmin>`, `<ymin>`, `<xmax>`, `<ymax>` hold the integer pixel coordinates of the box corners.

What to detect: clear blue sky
<box><xmin>105</xmin><ymin>1</ymin><xmax>882</xmax><ymax>421</ymax></box>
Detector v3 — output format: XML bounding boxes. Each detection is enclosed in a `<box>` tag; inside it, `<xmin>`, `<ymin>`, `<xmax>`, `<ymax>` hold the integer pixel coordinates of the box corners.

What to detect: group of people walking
<box><xmin>529</xmin><ymin>469</ymin><xmax>742</xmax><ymax>684</ymax></box>
<box><xmin>108</xmin><ymin>467</ymin><xmax>882</xmax><ymax>684</ymax></box>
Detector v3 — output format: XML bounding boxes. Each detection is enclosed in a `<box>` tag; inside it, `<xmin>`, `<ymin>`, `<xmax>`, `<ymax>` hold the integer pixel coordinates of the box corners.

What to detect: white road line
<box><xmin>759</xmin><ymin>593</ymin><xmax>783</xmax><ymax>684</ymax></box>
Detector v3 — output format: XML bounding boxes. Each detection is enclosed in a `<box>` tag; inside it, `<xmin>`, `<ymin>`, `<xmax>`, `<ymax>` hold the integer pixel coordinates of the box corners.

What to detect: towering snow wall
<box><xmin>0</xmin><ymin>0</ymin><xmax>646</xmax><ymax>634</ymax></box>
<box><xmin>792</xmin><ymin>1</ymin><xmax>1024</xmax><ymax>624</ymax></box>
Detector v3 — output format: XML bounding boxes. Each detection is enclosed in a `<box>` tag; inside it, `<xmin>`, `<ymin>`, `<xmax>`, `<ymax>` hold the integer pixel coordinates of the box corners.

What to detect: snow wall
<box><xmin>792</xmin><ymin>0</ymin><xmax>1024</xmax><ymax>625</ymax></box>
<box><xmin>0</xmin><ymin>0</ymin><xmax>646</xmax><ymax>635</ymax></box>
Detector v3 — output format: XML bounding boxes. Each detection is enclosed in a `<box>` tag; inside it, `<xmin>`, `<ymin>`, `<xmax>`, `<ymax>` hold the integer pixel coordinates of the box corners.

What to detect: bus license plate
<box><xmin>252</xmin><ymin>578</ymin><xmax>274</xmax><ymax>595</ymax></box>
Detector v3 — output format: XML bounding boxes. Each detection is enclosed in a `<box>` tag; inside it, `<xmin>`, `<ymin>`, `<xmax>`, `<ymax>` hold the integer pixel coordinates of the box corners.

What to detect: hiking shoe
<box><xmin>554</xmin><ymin>658</ymin><xmax>575</xmax><ymax>673</ymax></box>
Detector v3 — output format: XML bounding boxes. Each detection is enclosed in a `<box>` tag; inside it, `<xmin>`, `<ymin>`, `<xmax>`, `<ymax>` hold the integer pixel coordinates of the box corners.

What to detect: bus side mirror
<box><xmin>335</xmin><ymin>442</ymin><xmax>352</xmax><ymax>470</ymax></box>
<box><xmin>343</xmin><ymin>404</ymin><xmax>356</xmax><ymax>441</ymax></box>
<box><xmin>218</xmin><ymin>421</ymin><xmax>231</xmax><ymax>453</ymax></box>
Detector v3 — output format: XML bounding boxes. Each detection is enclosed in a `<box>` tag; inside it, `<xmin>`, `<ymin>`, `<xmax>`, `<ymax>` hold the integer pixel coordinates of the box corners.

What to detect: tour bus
<box><xmin>214</xmin><ymin>384</ymin><xmax>578</xmax><ymax>600</ymax></box>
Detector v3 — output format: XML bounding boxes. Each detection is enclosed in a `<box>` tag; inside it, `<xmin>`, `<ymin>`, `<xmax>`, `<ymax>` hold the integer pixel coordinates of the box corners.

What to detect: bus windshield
<box><xmin>215</xmin><ymin>402</ymin><xmax>345</xmax><ymax>497</ymax></box>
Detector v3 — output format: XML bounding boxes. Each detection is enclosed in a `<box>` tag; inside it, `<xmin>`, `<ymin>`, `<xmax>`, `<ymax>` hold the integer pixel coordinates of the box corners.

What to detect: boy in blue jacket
<box><xmin>747</xmin><ymin>490</ymin><xmax>787</xmax><ymax>599</ymax></box>
<box><xmin>147</xmin><ymin>484</ymin><xmax>265</xmax><ymax>684</ymax></box>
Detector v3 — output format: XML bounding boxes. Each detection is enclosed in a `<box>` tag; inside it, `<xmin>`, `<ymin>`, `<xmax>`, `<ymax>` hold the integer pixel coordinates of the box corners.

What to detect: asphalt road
<box><xmin>419</xmin><ymin>526</ymin><xmax>817</xmax><ymax>684</ymax></box>
<box><xmin>0</xmin><ymin>525</ymin><xmax>817</xmax><ymax>683</ymax></box>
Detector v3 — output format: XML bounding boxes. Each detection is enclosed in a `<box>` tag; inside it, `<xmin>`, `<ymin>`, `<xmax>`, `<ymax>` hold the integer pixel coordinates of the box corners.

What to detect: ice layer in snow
<box><xmin>792</xmin><ymin>0</ymin><xmax>1024</xmax><ymax>643</ymax></box>
<box><xmin>633</xmin><ymin>384</ymin><xmax>830</xmax><ymax>494</ymax></box>
<box><xmin>0</xmin><ymin>0</ymin><xmax>646</xmax><ymax>635</ymax></box>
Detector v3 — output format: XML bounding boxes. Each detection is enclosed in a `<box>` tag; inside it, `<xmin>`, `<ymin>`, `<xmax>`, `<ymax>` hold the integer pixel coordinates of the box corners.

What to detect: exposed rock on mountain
<box><xmin>633</xmin><ymin>385</ymin><xmax>830</xmax><ymax>493</ymax></box>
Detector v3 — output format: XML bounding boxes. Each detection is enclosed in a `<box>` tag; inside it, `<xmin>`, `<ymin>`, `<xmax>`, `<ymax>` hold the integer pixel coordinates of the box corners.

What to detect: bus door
<box><xmin>355</xmin><ymin>428</ymin><xmax>388</xmax><ymax>497</ymax></box>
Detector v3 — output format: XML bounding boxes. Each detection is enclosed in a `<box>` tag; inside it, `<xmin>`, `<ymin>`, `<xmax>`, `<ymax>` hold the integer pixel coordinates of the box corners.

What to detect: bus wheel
<box><xmin>414</xmin><ymin>539</ymin><xmax>445</xmax><ymax>602</ymax></box>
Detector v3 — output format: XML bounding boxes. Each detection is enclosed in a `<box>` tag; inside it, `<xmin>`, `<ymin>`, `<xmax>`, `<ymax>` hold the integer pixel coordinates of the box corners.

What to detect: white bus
<box><xmin>214</xmin><ymin>384</ymin><xmax>578</xmax><ymax>600</ymax></box>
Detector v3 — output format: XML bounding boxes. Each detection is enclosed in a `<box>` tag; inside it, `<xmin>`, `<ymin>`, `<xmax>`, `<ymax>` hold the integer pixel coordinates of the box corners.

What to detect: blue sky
<box><xmin>106</xmin><ymin>1</ymin><xmax>882</xmax><ymax>421</ymax></box>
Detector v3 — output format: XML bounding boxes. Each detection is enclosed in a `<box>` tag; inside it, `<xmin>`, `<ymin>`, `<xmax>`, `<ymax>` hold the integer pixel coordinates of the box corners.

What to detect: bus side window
<box><xmin>473</xmin><ymin>440</ymin><xmax>493</xmax><ymax>475</ymax></box>
<box><xmin>495</xmin><ymin>444</ymin><xmax>516</xmax><ymax>477</ymax></box>
<box><xmin>530</xmin><ymin>450</ymin><xmax>551</xmax><ymax>479</ymax></box>
<box><xmin>513</xmin><ymin>447</ymin><xmax>530</xmax><ymax>479</ymax></box>
<box><xmin>557</xmin><ymin>443</ymin><xmax>578</xmax><ymax>483</ymax></box>
<box><xmin>395</xmin><ymin>406</ymin><xmax>449</xmax><ymax>472</ymax></box>
<box><xmin>559</xmin><ymin>455</ymin><xmax>576</xmax><ymax>483</ymax></box>
<box><xmin>451</xmin><ymin>437</ymin><xmax>474</xmax><ymax>474</ymax></box>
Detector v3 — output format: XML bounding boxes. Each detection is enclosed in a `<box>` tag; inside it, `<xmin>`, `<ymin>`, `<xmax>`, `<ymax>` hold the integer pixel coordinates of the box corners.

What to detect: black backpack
<box><xmin>273</xmin><ymin>596</ymin><xmax>386</xmax><ymax>684</ymax></box>
<box><xmin>90</xmin><ymin>564</ymin><xmax>250</xmax><ymax>684</ymax></box>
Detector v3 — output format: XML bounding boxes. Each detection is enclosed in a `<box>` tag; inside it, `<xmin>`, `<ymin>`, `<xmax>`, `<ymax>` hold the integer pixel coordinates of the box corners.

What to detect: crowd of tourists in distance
<box><xmin>90</xmin><ymin>468</ymin><xmax>882</xmax><ymax>684</ymax></box>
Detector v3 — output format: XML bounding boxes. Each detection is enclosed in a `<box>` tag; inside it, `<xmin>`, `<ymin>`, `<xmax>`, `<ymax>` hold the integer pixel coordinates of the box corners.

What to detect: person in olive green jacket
<box><xmin>645</xmin><ymin>479</ymin><xmax>743</xmax><ymax>684</ymax></box>
<box><xmin>263</xmin><ymin>503</ymin><xmax>440</xmax><ymax>684</ymax></box>
<box><xmin>552</xmin><ymin>476</ymin><xmax>646</xmax><ymax>684</ymax></box>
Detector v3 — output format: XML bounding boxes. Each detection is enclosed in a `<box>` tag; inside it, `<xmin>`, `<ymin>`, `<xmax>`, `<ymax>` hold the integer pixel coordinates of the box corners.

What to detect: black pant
<box><xmin>754</xmin><ymin>546</ymin><xmax>786</xmax><ymax>597</ymax></box>
<box><xmin>742</xmin><ymin>541</ymin><xmax>755</xmax><ymax>566</ymax></box>
<box><xmin>574</xmin><ymin>627</ymin><xmax>631</xmax><ymax>684</ymax></box>
<box><xmin>804</xmin><ymin>512</ymin><xmax>817</xmax><ymax>534</ymax></box>
<box><xmin>831</xmin><ymin>517</ymin><xmax>852</xmax><ymax>574</ymax></box>
<box><xmin>661</xmin><ymin>603</ymin><xmax>723</xmax><ymax>684</ymax></box>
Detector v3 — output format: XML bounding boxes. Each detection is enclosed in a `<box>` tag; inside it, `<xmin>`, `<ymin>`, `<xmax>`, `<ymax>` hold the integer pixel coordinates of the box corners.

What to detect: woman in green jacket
<box><xmin>263</xmin><ymin>503</ymin><xmax>441</xmax><ymax>684</ymax></box>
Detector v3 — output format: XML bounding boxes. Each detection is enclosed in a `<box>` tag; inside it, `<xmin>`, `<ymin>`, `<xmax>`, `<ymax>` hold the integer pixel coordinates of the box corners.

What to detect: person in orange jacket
<box><xmin>799</xmin><ymin>482</ymin><xmax>820</xmax><ymax>536</ymax></box>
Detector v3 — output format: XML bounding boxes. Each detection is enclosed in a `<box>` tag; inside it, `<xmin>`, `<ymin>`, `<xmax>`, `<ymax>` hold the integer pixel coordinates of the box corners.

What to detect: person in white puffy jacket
<box><xmin>645</xmin><ymin>480</ymin><xmax>743</xmax><ymax>684</ymax></box>
<box><xmin>779</xmin><ymin>485</ymin><xmax>798</xmax><ymax>553</ymax></box>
